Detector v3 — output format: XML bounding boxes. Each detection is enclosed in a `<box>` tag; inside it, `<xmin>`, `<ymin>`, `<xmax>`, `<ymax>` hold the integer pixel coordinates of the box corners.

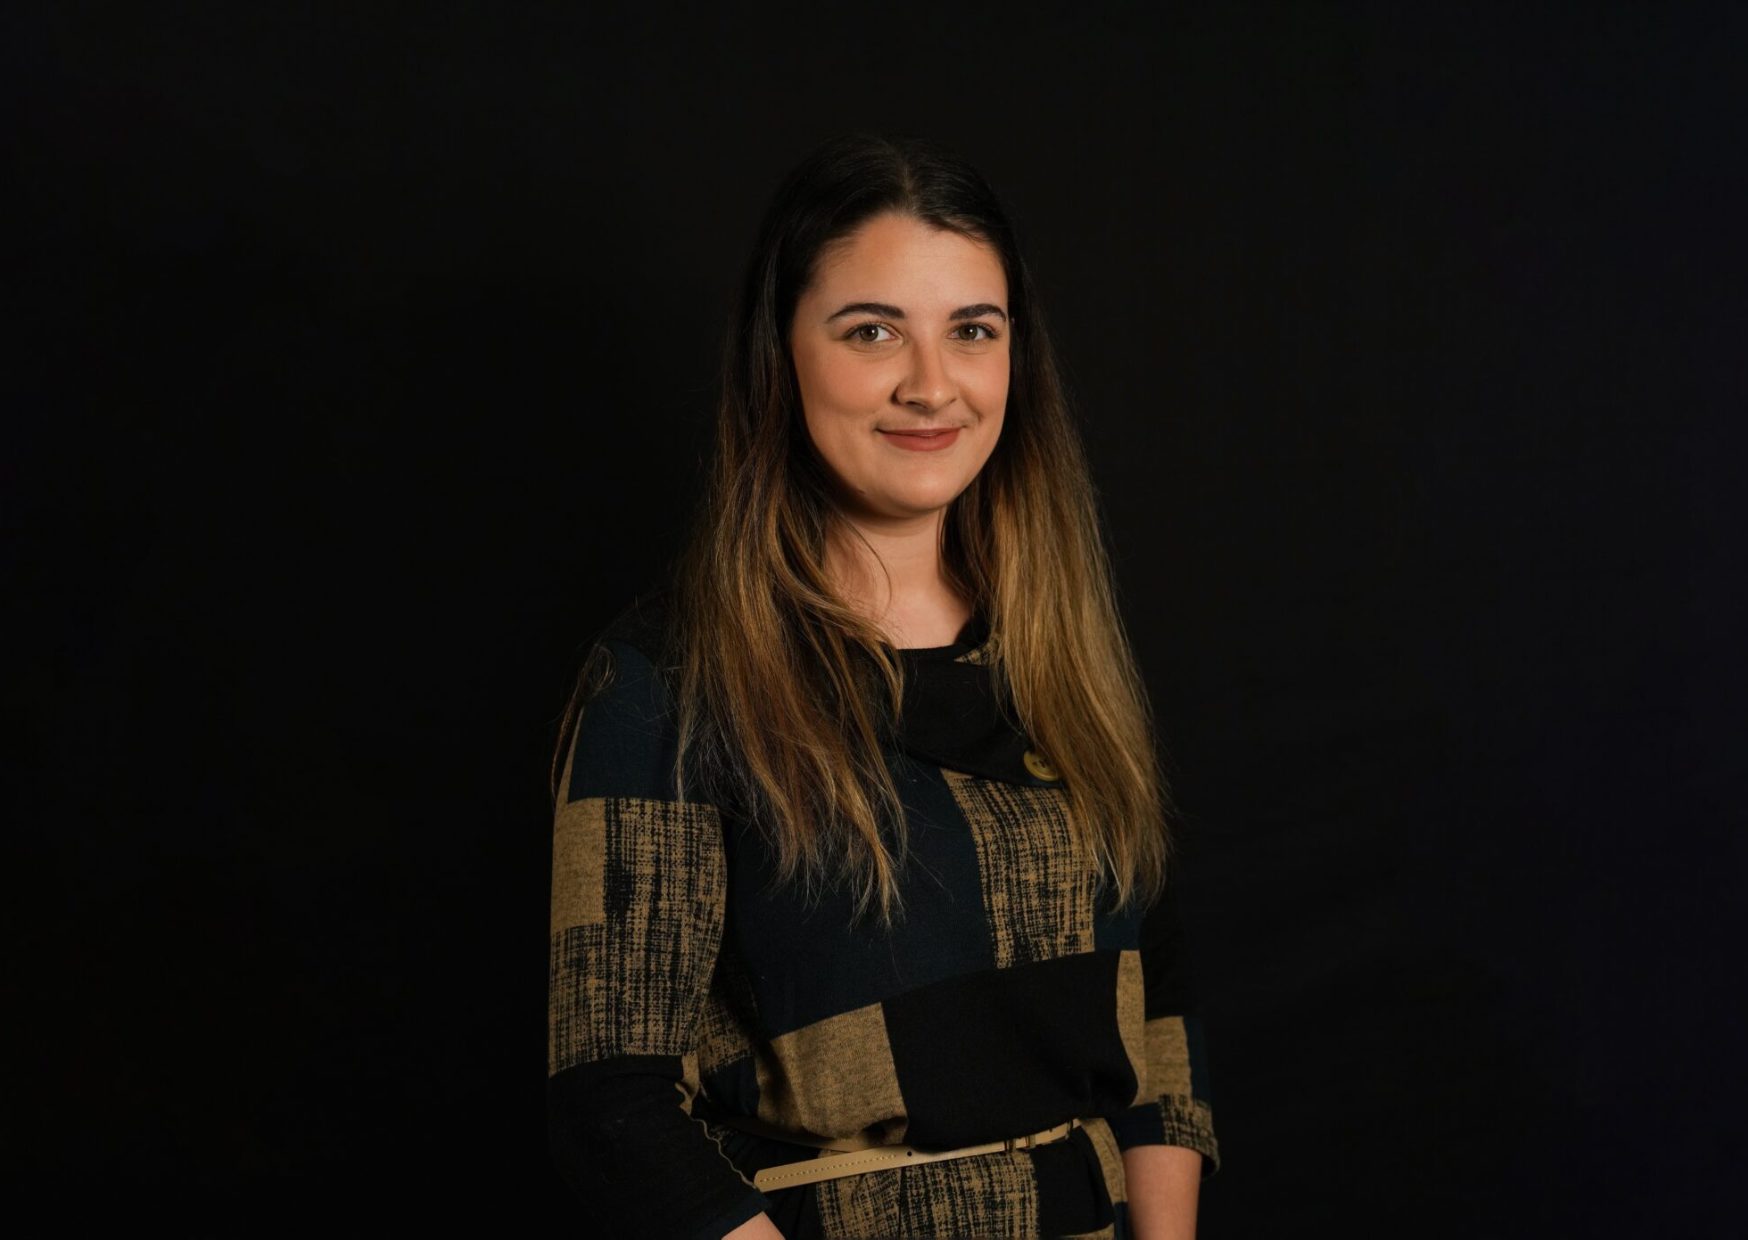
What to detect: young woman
<box><xmin>547</xmin><ymin>133</ymin><xmax>1219</xmax><ymax>1239</ymax></box>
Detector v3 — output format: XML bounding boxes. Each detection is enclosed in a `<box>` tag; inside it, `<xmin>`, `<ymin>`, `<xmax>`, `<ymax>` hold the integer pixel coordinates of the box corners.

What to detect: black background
<box><xmin>7</xmin><ymin>4</ymin><xmax>1743</xmax><ymax>1234</ymax></box>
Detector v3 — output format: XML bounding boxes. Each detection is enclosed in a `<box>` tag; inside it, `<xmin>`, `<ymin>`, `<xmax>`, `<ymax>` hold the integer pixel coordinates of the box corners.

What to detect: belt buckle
<box><xmin>1004</xmin><ymin>1119</ymin><xmax>1078</xmax><ymax>1153</ymax></box>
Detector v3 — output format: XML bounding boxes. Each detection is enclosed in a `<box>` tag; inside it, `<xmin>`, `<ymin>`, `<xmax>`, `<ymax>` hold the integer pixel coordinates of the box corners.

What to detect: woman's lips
<box><xmin>878</xmin><ymin>427</ymin><xmax>960</xmax><ymax>452</ymax></box>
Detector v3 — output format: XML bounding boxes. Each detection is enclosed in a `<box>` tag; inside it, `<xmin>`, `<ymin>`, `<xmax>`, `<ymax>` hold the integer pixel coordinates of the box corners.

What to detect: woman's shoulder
<box><xmin>594</xmin><ymin>585</ymin><xmax>681</xmax><ymax>664</ymax></box>
<box><xmin>562</xmin><ymin>586</ymin><xmax>691</xmax><ymax>804</ymax></box>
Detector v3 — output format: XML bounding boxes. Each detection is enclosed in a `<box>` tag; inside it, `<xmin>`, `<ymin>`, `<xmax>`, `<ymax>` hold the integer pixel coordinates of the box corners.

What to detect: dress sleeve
<box><xmin>1107</xmin><ymin>864</ymin><xmax>1222</xmax><ymax>1176</ymax></box>
<box><xmin>547</xmin><ymin>637</ymin><xmax>773</xmax><ymax>1238</ymax></box>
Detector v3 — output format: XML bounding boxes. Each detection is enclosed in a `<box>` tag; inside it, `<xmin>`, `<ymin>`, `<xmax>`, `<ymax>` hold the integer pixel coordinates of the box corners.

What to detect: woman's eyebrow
<box><xmin>950</xmin><ymin>303</ymin><xmax>1008</xmax><ymax>322</ymax></box>
<box><xmin>825</xmin><ymin>301</ymin><xmax>1008</xmax><ymax>322</ymax></box>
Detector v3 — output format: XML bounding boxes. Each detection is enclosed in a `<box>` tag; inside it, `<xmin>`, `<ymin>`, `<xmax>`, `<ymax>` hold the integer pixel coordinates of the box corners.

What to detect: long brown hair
<box><xmin>557</xmin><ymin>132</ymin><xmax>1174</xmax><ymax>927</ymax></box>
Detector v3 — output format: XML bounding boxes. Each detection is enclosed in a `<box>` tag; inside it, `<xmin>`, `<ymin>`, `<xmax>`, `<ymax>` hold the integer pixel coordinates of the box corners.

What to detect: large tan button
<box><xmin>1023</xmin><ymin>749</ymin><xmax>1061</xmax><ymax>781</ymax></box>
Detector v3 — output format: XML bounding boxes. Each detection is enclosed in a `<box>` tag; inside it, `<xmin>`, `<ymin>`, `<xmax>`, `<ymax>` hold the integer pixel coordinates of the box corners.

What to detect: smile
<box><xmin>877</xmin><ymin>427</ymin><xmax>961</xmax><ymax>452</ymax></box>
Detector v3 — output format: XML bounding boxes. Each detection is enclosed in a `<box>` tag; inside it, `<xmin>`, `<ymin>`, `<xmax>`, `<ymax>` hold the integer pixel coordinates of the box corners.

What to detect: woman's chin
<box><xmin>859</xmin><ymin>488</ymin><xmax>966</xmax><ymax>522</ymax></box>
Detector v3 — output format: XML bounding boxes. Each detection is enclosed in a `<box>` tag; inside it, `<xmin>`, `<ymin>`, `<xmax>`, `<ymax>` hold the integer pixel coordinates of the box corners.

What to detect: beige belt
<box><xmin>712</xmin><ymin>1113</ymin><xmax>1084</xmax><ymax>1192</ymax></box>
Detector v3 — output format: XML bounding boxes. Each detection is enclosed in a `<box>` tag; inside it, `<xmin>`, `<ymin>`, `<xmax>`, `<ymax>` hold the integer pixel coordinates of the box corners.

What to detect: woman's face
<box><xmin>790</xmin><ymin>212</ymin><xmax>1010</xmax><ymax>525</ymax></box>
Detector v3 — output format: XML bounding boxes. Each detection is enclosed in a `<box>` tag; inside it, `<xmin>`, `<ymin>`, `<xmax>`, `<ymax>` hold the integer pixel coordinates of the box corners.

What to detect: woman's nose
<box><xmin>893</xmin><ymin>339</ymin><xmax>955</xmax><ymax>413</ymax></box>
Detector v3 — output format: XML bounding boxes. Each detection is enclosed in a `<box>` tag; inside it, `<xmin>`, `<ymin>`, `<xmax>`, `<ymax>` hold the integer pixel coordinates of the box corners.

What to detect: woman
<box><xmin>547</xmin><ymin>133</ymin><xmax>1219</xmax><ymax>1239</ymax></box>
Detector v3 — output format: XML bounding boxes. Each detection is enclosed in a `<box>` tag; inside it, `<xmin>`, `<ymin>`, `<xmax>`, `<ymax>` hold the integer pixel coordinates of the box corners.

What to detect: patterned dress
<box><xmin>547</xmin><ymin>593</ymin><xmax>1219</xmax><ymax>1239</ymax></box>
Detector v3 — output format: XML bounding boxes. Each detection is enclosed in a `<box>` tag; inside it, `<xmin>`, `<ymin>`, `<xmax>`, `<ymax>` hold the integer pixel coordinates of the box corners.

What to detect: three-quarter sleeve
<box><xmin>1107</xmin><ymin>866</ymin><xmax>1221</xmax><ymax>1175</ymax></box>
<box><xmin>547</xmin><ymin>637</ymin><xmax>773</xmax><ymax>1238</ymax></box>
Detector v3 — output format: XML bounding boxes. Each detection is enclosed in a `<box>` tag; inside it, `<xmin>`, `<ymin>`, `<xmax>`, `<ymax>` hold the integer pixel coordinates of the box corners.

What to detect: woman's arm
<box><xmin>1122</xmin><ymin>1144</ymin><xmax>1202</xmax><ymax>1240</ymax></box>
<box><xmin>547</xmin><ymin>635</ymin><xmax>773</xmax><ymax>1239</ymax></box>
<box><xmin>723</xmin><ymin>1213</ymin><xmax>786</xmax><ymax>1240</ymax></box>
<box><xmin>1106</xmin><ymin>866</ymin><xmax>1221</xmax><ymax>1226</ymax></box>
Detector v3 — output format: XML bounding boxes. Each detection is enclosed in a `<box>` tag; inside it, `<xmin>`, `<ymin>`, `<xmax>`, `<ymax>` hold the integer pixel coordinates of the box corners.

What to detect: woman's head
<box><xmin>715</xmin><ymin>134</ymin><xmax>1077</xmax><ymax>565</ymax></box>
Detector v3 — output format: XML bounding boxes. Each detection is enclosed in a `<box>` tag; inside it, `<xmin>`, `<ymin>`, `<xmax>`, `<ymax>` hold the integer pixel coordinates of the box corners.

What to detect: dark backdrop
<box><xmin>8</xmin><ymin>4</ymin><xmax>1742</xmax><ymax>1235</ymax></box>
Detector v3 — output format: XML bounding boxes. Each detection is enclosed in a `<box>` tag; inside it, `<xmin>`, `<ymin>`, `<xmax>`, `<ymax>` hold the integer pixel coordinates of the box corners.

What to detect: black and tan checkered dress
<box><xmin>548</xmin><ymin>593</ymin><xmax>1219</xmax><ymax>1239</ymax></box>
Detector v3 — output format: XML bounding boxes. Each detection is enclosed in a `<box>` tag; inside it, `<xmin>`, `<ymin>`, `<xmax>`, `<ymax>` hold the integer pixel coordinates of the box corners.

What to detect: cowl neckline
<box><xmin>890</xmin><ymin>614</ymin><xmax>1058</xmax><ymax>788</ymax></box>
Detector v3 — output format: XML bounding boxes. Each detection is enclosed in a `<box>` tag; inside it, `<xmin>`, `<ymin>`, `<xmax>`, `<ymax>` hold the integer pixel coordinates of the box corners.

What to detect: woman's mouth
<box><xmin>878</xmin><ymin>427</ymin><xmax>960</xmax><ymax>452</ymax></box>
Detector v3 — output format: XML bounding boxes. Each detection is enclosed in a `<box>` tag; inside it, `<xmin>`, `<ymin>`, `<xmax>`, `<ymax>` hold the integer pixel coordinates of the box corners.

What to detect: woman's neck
<box><xmin>824</xmin><ymin>508</ymin><xmax>971</xmax><ymax>649</ymax></box>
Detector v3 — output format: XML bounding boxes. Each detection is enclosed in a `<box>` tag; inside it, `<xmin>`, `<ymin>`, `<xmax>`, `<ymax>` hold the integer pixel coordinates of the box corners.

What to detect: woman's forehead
<box><xmin>807</xmin><ymin>215</ymin><xmax>1006</xmax><ymax>307</ymax></box>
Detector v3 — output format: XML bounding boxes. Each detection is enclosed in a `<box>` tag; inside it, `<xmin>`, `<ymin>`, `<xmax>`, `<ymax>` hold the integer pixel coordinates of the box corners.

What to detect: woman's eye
<box><xmin>954</xmin><ymin>323</ymin><xmax>998</xmax><ymax>342</ymax></box>
<box><xmin>849</xmin><ymin>323</ymin><xmax>895</xmax><ymax>344</ymax></box>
